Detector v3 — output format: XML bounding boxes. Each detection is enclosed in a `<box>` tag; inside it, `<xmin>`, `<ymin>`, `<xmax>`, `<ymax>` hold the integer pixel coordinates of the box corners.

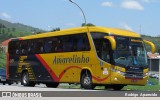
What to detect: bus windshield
<box><xmin>113</xmin><ymin>36</ymin><xmax>148</xmax><ymax>68</ymax></box>
<box><xmin>91</xmin><ymin>32</ymin><xmax>148</xmax><ymax>68</ymax></box>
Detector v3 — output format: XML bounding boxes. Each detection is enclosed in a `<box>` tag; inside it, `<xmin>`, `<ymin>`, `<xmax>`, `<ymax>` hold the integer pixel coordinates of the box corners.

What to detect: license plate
<box><xmin>131</xmin><ymin>79</ymin><xmax>138</xmax><ymax>83</ymax></box>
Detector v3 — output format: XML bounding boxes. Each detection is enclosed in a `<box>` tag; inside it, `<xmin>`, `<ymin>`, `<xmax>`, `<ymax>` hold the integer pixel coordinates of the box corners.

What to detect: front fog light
<box><xmin>143</xmin><ymin>73</ymin><xmax>148</xmax><ymax>76</ymax></box>
<box><xmin>114</xmin><ymin>77</ymin><xmax>118</xmax><ymax>80</ymax></box>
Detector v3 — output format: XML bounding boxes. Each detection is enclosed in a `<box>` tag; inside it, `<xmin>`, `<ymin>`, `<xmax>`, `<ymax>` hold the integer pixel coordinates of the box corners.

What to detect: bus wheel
<box><xmin>81</xmin><ymin>72</ymin><xmax>95</xmax><ymax>89</ymax></box>
<box><xmin>46</xmin><ymin>83</ymin><xmax>59</xmax><ymax>88</ymax></box>
<box><xmin>112</xmin><ymin>85</ymin><xmax>124</xmax><ymax>90</ymax></box>
<box><xmin>21</xmin><ymin>72</ymin><xmax>35</xmax><ymax>87</ymax></box>
<box><xmin>7</xmin><ymin>80</ymin><xmax>13</xmax><ymax>85</ymax></box>
<box><xmin>105</xmin><ymin>85</ymin><xmax>112</xmax><ymax>90</ymax></box>
<box><xmin>8</xmin><ymin>82</ymin><xmax>12</xmax><ymax>85</ymax></box>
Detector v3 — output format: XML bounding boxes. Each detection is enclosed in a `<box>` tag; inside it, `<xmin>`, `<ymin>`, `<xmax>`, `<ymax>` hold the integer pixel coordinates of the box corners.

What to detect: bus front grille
<box><xmin>125</xmin><ymin>66</ymin><xmax>143</xmax><ymax>79</ymax></box>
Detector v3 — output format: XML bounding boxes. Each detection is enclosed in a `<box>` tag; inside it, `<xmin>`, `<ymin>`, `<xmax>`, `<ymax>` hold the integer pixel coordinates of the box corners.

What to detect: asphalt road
<box><xmin>0</xmin><ymin>83</ymin><xmax>159</xmax><ymax>97</ymax></box>
<box><xmin>0</xmin><ymin>83</ymin><xmax>96</xmax><ymax>91</ymax></box>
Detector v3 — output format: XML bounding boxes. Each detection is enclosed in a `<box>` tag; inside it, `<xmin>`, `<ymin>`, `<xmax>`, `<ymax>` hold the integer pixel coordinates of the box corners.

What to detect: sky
<box><xmin>0</xmin><ymin>0</ymin><xmax>160</xmax><ymax>36</ymax></box>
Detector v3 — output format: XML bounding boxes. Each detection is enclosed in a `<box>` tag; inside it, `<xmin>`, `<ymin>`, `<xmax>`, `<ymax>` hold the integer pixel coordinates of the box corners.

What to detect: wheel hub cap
<box><xmin>84</xmin><ymin>76</ymin><xmax>91</xmax><ymax>85</ymax></box>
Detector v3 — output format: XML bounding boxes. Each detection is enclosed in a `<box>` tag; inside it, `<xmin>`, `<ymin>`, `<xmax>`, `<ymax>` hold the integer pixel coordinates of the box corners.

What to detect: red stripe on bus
<box><xmin>92</xmin><ymin>74</ymin><xmax>110</xmax><ymax>82</ymax></box>
<box><xmin>59</xmin><ymin>66</ymin><xmax>82</xmax><ymax>80</ymax></box>
<box><xmin>18</xmin><ymin>38</ymin><xmax>23</xmax><ymax>40</ymax></box>
<box><xmin>35</xmin><ymin>54</ymin><xmax>59</xmax><ymax>82</ymax></box>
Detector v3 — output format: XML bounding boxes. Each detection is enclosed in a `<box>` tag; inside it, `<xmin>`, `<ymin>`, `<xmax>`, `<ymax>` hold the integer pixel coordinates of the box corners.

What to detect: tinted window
<box><xmin>62</xmin><ymin>36</ymin><xmax>74</xmax><ymax>52</ymax></box>
<box><xmin>8</xmin><ymin>41</ymin><xmax>17</xmax><ymax>54</ymax></box>
<box><xmin>8</xmin><ymin>33</ymin><xmax>90</xmax><ymax>55</ymax></box>
<box><xmin>35</xmin><ymin>39</ymin><xmax>44</xmax><ymax>54</ymax></box>
<box><xmin>44</xmin><ymin>39</ymin><xmax>53</xmax><ymax>53</ymax></box>
<box><xmin>91</xmin><ymin>32</ymin><xmax>111</xmax><ymax>63</ymax></box>
<box><xmin>27</xmin><ymin>40</ymin><xmax>35</xmax><ymax>54</ymax></box>
<box><xmin>75</xmin><ymin>34</ymin><xmax>90</xmax><ymax>51</ymax></box>
<box><xmin>21</xmin><ymin>41</ymin><xmax>28</xmax><ymax>55</ymax></box>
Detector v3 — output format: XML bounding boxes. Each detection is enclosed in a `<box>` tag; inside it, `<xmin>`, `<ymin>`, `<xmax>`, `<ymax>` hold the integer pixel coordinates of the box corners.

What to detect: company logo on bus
<box><xmin>53</xmin><ymin>55</ymin><xmax>90</xmax><ymax>64</ymax></box>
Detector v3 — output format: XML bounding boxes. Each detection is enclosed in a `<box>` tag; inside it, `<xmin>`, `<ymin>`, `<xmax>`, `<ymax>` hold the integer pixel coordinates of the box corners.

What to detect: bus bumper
<box><xmin>110</xmin><ymin>72</ymin><xmax>148</xmax><ymax>85</ymax></box>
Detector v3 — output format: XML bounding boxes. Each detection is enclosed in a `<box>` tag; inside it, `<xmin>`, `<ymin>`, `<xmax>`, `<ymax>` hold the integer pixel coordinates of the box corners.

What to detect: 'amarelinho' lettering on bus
<box><xmin>53</xmin><ymin>55</ymin><xmax>90</xmax><ymax>64</ymax></box>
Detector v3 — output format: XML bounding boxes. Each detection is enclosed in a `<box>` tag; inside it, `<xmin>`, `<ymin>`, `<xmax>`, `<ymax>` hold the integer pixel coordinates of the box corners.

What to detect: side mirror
<box><xmin>143</xmin><ymin>40</ymin><xmax>156</xmax><ymax>54</ymax></box>
<box><xmin>104</xmin><ymin>36</ymin><xmax>116</xmax><ymax>50</ymax></box>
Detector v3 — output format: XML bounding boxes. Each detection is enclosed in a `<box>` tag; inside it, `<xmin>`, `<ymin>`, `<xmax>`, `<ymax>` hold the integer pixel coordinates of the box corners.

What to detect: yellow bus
<box><xmin>7</xmin><ymin>26</ymin><xmax>155</xmax><ymax>90</ymax></box>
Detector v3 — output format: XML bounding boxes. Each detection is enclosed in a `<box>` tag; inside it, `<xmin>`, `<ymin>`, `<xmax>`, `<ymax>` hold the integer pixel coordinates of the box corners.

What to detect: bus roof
<box><xmin>15</xmin><ymin>26</ymin><xmax>141</xmax><ymax>40</ymax></box>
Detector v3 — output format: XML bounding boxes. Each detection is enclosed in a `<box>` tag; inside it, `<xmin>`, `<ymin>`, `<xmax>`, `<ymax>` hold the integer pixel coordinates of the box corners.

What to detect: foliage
<box><xmin>50</xmin><ymin>27</ymin><xmax>60</xmax><ymax>32</ymax></box>
<box><xmin>0</xmin><ymin>19</ymin><xmax>44</xmax><ymax>42</ymax></box>
<box><xmin>141</xmin><ymin>35</ymin><xmax>160</xmax><ymax>53</ymax></box>
<box><xmin>81</xmin><ymin>23</ymin><xmax>95</xmax><ymax>27</ymax></box>
<box><xmin>0</xmin><ymin>47</ymin><xmax>5</xmax><ymax>68</ymax></box>
<box><xmin>158</xmin><ymin>48</ymin><xmax>160</xmax><ymax>54</ymax></box>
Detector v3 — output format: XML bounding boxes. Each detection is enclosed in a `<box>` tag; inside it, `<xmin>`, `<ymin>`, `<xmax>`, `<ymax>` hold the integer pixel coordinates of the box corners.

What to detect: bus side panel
<box><xmin>8</xmin><ymin>55</ymin><xmax>20</xmax><ymax>81</ymax></box>
<box><xmin>8</xmin><ymin>54</ymin><xmax>55</xmax><ymax>83</ymax></box>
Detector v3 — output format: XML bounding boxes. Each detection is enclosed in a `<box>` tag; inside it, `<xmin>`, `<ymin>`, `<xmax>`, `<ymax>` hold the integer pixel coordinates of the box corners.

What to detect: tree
<box><xmin>50</xmin><ymin>27</ymin><xmax>60</xmax><ymax>32</ymax></box>
<box><xmin>81</xmin><ymin>23</ymin><xmax>95</xmax><ymax>27</ymax></box>
<box><xmin>158</xmin><ymin>47</ymin><xmax>160</xmax><ymax>54</ymax></box>
<box><xmin>0</xmin><ymin>47</ymin><xmax>3</xmax><ymax>54</ymax></box>
<box><xmin>8</xmin><ymin>28</ymin><xmax>10</xmax><ymax>32</ymax></box>
<box><xmin>12</xmin><ymin>27</ymin><xmax>16</xmax><ymax>32</ymax></box>
<box><xmin>0</xmin><ymin>23</ymin><xmax>2</xmax><ymax>28</ymax></box>
<box><xmin>2</xmin><ymin>24</ymin><xmax>6</xmax><ymax>28</ymax></box>
<box><xmin>2</xmin><ymin>29</ymin><xmax>5</xmax><ymax>33</ymax></box>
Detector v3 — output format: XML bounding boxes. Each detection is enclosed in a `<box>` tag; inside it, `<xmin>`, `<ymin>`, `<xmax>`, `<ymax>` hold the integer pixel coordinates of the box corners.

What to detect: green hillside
<box><xmin>0</xmin><ymin>19</ymin><xmax>44</xmax><ymax>42</ymax></box>
<box><xmin>0</xmin><ymin>19</ymin><xmax>44</xmax><ymax>68</ymax></box>
<box><xmin>142</xmin><ymin>35</ymin><xmax>160</xmax><ymax>53</ymax></box>
<box><xmin>0</xmin><ymin>51</ymin><xmax>6</xmax><ymax>68</ymax></box>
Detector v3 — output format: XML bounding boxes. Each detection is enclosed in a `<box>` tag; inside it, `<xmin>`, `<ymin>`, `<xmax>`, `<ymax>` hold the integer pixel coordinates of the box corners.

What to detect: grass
<box><xmin>59</xmin><ymin>78</ymin><xmax>160</xmax><ymax>91</ymax></box>
<box><xmin>123</xmin><ymin>78</ymin><xmax>160</xmax><ymax>91</ymax></box>
<box><xmin>123</xmin><ymin>85</ymin><xmax>160</xmax><ymax>91</ymax></box>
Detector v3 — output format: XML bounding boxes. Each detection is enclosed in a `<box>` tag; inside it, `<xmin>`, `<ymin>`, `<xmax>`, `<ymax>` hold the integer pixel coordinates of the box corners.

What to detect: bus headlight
<box><xmin>143</xmin><ymin>72</ymin><xmax>148</xmax><ymax>77</ymax></box>
<box><xmin>111</xmin><ymin>68</ymin><xmax>125</xmax><ymax>76</ymax></box>
<box><xmin>117</xmin><ymin>71</ymin><xmax>125</xmax><ymax>76</ymax></box>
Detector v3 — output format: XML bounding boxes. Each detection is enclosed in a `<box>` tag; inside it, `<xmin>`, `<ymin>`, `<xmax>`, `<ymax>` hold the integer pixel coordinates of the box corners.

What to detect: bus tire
<box><xmin>81</xmin><ymin>72</ymin><xmax>95</xmax><ymax>89</ymax></box>
<box><xmin>46</xmin><ymin>82</ymin><xmax>59</xmax><ymax>88</ymax></box>
<box><xmin>112</xmin><ymin>85</ymin><xmax>124</xmax><ymax>90</ymax></box>
<box><xmin>8</xmin><ymin>83</ymin><xmax>12</xmax><ymax>85</ymax></box>
<box><xmin>21</xmin><ymin>72</ymin><xmax>35</xmax><ymax>87</ymax></box>
<box><xmin>3</xmin><ymin>82</ymin><xmax>5</xmax><ymax>85</ymax></box>
<box><xmin>7</xmin><ymin>80</ymin><xmax>13</xmax><ymax>85</ymax></box>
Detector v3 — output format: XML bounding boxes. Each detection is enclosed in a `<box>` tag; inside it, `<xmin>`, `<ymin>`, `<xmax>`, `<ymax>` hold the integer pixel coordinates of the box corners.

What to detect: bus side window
<box><xmin>94</xmin><ymin>39</ymin><xmax>102</xmax><ymax>58</ymax></box>
<box><xmin>55</xmin><ymin>37</ymin><xmax>63</xmax><ymax>52</ymax></box>
<box><xmin>84</xmin><ymin>36</ymin><xmax>90</xmax><ymax>51</ymax></box>
<box><xmin>16</xmin><ymin>42</ymin><xmax>22</xmax><ymax>55</ymax></box>
<box><xmin>76</xmin><ymin>37</ymin><xmax>83</xmax><ymax>51</ymax></box>
<box><xmin>44</xmin><ymin>39</ymin><xmax>52</xmax><ymax>53</ymax></box>
<box><xmin>21</xmin><ymin>41</ymin><xmax>28</xmax><ymax>55</ymax></box>
<box><xmin>50</xmin><ymin>38</ymin><xmax>58</xmax><ymax>53</ymax></box>
<box><xmin>63</xmin><ymin>36</ymin><xmax>74</xmax><ymax>52</ymax></box>
<box><xmin>102</xmin><ymin>40</ymin><xmax>110</xmax><ymax>63</ymax></box>
<box><xmin>27</xmin><ymin>40</ymin><xmax>35</xmax><ymax>54</ymax></box>
<box><xmin>35</xmin><ymin>39</ymin><xmax>44</xmax><ymax>54</ymax></box>
<box><xmin>9</xmin><ymin>41</ymin><xmax>17</xmax><ymax>55</ymax></box>
<box><xmin>75</xmin><ymin>34</ymin><xmax>90</xmax><ymax>51</ymax></box>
